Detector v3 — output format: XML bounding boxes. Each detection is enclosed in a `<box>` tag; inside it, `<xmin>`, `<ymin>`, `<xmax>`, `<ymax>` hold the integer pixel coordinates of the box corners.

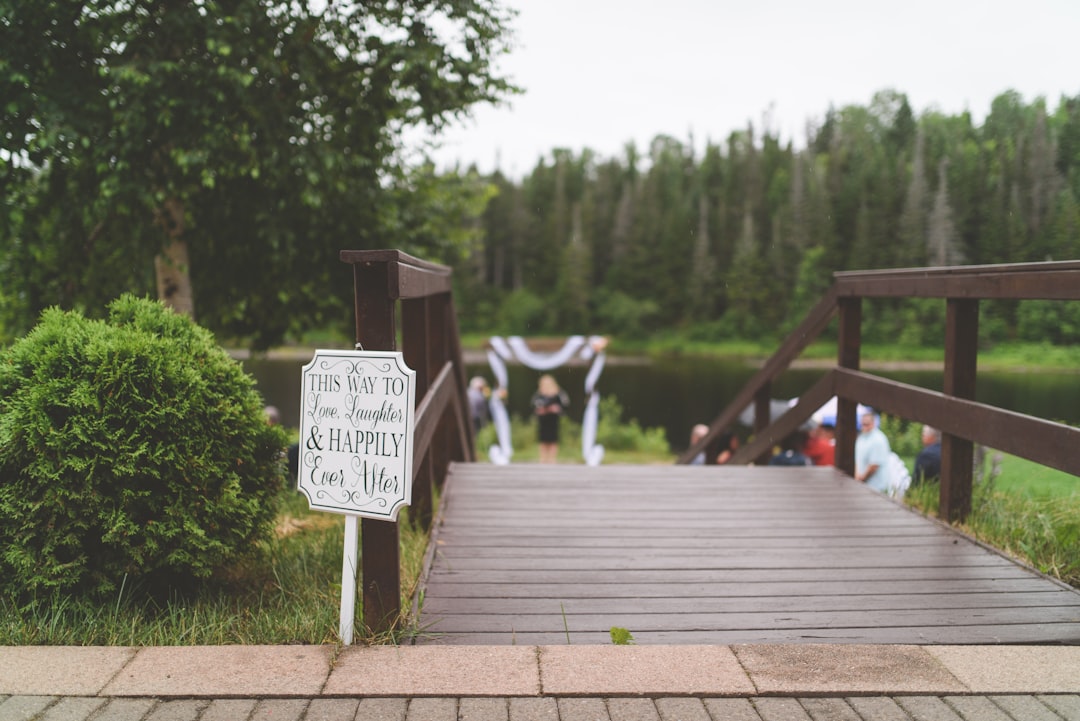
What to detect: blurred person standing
<box><xmin>468</xmin><ymin>376</ymin><xmax>492</xmax><ymax>432</ymax></box>
<box><xmin>913</xmin><ymin>425</ymin><xmax>942</xmax><ymax>484</ymax></box>
<box><xmin>532</xmin><ymin>374</ymin><xmax>569</xmax><ymax>463</ymax></box>
<box><xmin>804</xmin><ymin>419</ymin><xmax>836</xmax><ymax>466</ymax></box>
<box><xmin>855</xmin><ymin>410</ymin><xmax>891</xmax><ymax>493</ymax></box>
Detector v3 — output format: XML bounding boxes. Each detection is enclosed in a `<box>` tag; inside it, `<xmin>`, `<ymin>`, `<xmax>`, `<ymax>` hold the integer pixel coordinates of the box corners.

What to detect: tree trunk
<box><xmin>154</xmin><ymin>196</ymin><xmax>196</xmax><ymax>318</ymax></box>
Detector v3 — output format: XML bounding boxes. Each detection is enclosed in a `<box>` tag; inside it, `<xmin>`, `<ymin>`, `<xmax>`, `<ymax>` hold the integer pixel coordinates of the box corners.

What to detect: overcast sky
<box><xmin>420</xmin><ymin>0</ymin><xmax>1080</xmax><ymax>178</ymax></box>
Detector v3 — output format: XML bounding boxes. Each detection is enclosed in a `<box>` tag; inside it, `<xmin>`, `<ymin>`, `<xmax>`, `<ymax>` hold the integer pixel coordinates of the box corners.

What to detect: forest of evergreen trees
<box><xmin>451</xmin><ymin>89</ymin><xmax>1080</xmax><ymax>346</ymax></box>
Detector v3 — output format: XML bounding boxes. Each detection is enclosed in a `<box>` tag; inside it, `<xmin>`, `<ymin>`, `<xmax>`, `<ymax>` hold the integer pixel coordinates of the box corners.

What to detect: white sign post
<box><xmin>298</xmin><ymin>349</ymin><xmax>415</xmax><ymax>644</ymax></box>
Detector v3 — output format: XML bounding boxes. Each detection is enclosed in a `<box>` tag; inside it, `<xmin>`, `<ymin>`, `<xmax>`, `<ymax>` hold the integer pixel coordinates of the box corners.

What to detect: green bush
<box><xmin>593</xmin><ymin>291</ymin><xmax>660</xmax><ymax>339</ymax></box>
<box><xmin>895</xmin><ymin>298</ymin><xmax>947</xmax><ymax>347</ymax></box>
<box><xmin>0</xmin><ymin>295</ymin><xmax>287</xmax><ymax>597</ymax></box>
<box><xmin>595</xmin><ymin>395</ymin><xmax>669</xmax><ymax>454</ymax></box>
<box><xmin>878</xmin><ymin>414</ymin><xmax>923</xmax><ymax>461</ymax></box>
<box><xmin>496</xmin><ymin>289</ymin><xmax>549</xmax><ymax>335</ymax></box>
<box><xmin>1017</xmin><ymin>300</ymin><xmax>1080</xmax><ymax>345</ymax></box>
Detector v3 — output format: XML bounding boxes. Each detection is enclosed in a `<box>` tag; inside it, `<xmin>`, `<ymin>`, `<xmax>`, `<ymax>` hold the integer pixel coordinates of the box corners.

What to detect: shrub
<box><xmin>593</xmin><ymin>291</ymin><xmax>660</xmax><ymax>339</ymax></box>
<box><xmin>878</xmin><ymin>414</ymin><xmax>922</xmax><ymax>460</ymax></box>
<box><xmin>0</xmin><ymin>295</ymin><xmax>287</xmax><ymax>597</ymax></box>
<box><xmin>1017</xmin><ymin>300</ymin><xmax>1080</xmax><ymax>345</ymax></box>
<box><xmin>895</xmin><ymin>298</ymin><xmax>947</xmax><ymax>347</ymax></box>
<box><xmin>595</xmin><ymin>395</ymin><xmax>669</xmax><ymax>454</ymax></box>
<box><xmin>495</xmin><ymin>289</ymin><xmax>548</xmax><ymax>334</ymax></box>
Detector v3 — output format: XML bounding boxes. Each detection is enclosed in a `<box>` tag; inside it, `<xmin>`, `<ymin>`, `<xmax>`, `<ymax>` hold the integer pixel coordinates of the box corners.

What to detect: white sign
<box><xmin>298</xmin><ymin>349</ymin><xmax>415</xmax><ymax>521</ymax></box>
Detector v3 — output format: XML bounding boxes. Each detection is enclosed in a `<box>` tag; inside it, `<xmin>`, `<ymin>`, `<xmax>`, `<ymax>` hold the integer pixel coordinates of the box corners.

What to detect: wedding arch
<box><xmin>485</xmin><ymin>335</ymin><xmax>607</xmax><ymax>465</ymax></box>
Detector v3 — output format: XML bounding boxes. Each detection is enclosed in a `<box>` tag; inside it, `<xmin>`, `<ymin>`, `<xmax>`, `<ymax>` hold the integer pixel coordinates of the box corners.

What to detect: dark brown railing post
<box><xmin>445</xmin><ymin>293</ymin><xmax>476</xmax><ymax>473</ymax></box>
<box><xmin>402</xmin><ymin>297</ymin><xmax>434</xmax><ymax>530</ymax></box>
<box><xmin>340</xmin><ymin>248</ymin><xmax>477</xmax><ymax>637</ymax></box>
<box><xmin>753</xmin><ymin>381</ymin><xmax>773</xmax><ymax>465</ymax></box>
<box><xmin>834</xmin><ymin>296</ymin><xmax>861</xmax><ymax>477</ymax></box>
<box><xmin>429</xmin><ymin>293</ymin><xmax>454</xmax><ymax>489</ymax></box>
<box><xmin>350</xmin><ymin>258</ymin><xmax>402</xmax><ymax>635</ymax></box>
<box><xmin>941</xmin><ymin>298</ymin><xmax>978</xmax><ymax>521</ymax></box>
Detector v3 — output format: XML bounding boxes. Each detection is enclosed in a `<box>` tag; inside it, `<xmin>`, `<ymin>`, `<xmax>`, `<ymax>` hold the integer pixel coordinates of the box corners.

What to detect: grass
<box><xmin>474</xmin><ymin>394</ymin><xmax>676</xmax><ymax>465</ymax></box>
<box><xmin>886</xmin><ymin>413</ymin><xmax>1079</xmax><ymax>588</ymax></box>
<box><xmin>990</xmin><ymin>454</ymin><xmax>1079</xmax><ymax>498</ymax></box>
<box><xmin>902</xmin><ymin>453</ymin><xmax>1080</xmax><ymax>589</ymax></box>
<box><xmin>0</xmin><ymin>490</ymin><xmax>431</xmax><ymax>646</ymax></box>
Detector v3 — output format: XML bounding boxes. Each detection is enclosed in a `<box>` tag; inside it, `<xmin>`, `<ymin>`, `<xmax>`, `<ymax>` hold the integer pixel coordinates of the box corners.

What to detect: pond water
<box><xmin>243</xmin><ymin>353</ymin><xmax>1080</xmax><ymax>452</ymax></box>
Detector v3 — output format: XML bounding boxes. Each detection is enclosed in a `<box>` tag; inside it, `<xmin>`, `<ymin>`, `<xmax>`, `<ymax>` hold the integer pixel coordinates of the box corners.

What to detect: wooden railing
<box><xmin>677</xmin><ymin>261</ymin><xmax>1080</xmax><ymax>522</ymax></box>
<box><xmin>339</xmin><ymin>249</ymin><xmax>475</xmax><ymax>634</ymax></box>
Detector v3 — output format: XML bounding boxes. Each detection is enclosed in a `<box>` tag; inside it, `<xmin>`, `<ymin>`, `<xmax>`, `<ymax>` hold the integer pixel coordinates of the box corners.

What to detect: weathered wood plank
<box><xmin>425</xmin><ymin>564</ymin><xmax>1039</xmax><ymax>585</ymax></box>
<box><xmin>424</xmin><ymin>549</ymin><xmax>1010</xmax><ymax>570</ymax></box>
<box><xmin>425</xmin><ymin>606</ymin><xmax>1080</xmax><ymax>634</ymax></box>
<box><xmin>421</xmin><ymin>591</ymin><xmax>1075</xmax><ymax>616</ymax></box>
<box><xmin>832</xmin><ymin>369</ymin><xmax>1080</xmax><ymax>477</ymax></box>
<box><xmin>414</xmin><ymin>463</ymin><xmax>1080</xmax><ymax>645</ymax></box>
<box><xmin>834</xmin><ymin>265</ymin><xmax>1080</xmax><ymax>301</ymax></box>
<box><xmin>430</xmin><ymin>533</ymin><xmax>962</xmax><ymax>548</ymax></box>
<box><xmin>423</xmin><ymin>577</ymin><xmax>1063</xmax><ymax>599</ymax></box>
<box><xmin>432</xmin><ymin>518</ymin><xmax>948</xmax><ymax>531</ymax></box>
<box><xmin>417</xmin><ymin>624</ymin><xmax>1080</xmax><ymax>646</ymax></box>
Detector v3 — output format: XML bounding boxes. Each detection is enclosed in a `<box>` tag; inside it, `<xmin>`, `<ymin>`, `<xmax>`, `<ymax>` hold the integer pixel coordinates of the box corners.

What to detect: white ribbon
<box><xmin>581</xmin><ymin>391</ymin><xmax>605</xmax><ymax>466</ymax></box>
<box><xmin>485</xmin><ymin>336</ymin><xmax>606</xmax><ymax>466</ymax></box>
<box><xmin>486</xmin><ymin>347</ymin><xmax>514</xmax><ymax>464</ymax></box>
<box><xmin>505</xmin><ymin>335</ymin><xmax>593</xmax><ymax>369</ymax></box>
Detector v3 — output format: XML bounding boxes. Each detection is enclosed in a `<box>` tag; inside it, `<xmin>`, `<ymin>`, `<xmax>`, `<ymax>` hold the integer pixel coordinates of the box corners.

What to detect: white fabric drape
<box><xmin>486</xmin><ymin>335</ymin><xmax>606</xmax><ymax>466</ymax></box>
<box><xmin>485</xmin><ymin>347</ymin><xmax>514</xmax><ymax>465</ymax></box>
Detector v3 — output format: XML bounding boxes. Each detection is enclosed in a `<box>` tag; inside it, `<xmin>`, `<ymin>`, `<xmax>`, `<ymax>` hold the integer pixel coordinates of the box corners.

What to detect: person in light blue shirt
<box><xmin>855</xmin><ymin>410</ymin><xmax>891</xmax><ymax>492</ymax></box>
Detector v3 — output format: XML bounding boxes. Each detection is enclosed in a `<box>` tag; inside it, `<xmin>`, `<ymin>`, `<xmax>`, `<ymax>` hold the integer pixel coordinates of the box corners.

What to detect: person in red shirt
<box><xmin>804</xmin><ymin>419</ymin><xmax>836</xmax><ymax>466</ymax></box>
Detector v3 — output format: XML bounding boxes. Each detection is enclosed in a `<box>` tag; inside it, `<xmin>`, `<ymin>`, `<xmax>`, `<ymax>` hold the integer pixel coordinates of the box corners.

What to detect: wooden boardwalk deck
<box><xmin>413</xmin><ymin>463</ymin><xmax>1080</xmax><ymax>645</ymax></box>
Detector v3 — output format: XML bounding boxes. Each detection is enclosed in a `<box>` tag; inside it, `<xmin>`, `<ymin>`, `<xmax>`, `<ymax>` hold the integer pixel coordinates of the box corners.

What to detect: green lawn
<box><xmin>991</xmin><ymin>454</ymin><xmax>1079</xmax><ymax>499</ymax></box>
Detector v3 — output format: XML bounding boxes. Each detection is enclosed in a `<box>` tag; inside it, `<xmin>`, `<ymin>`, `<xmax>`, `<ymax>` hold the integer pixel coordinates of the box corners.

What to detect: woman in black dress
<box><xmin>532</xmin><ymin>374</ymin><xmax>568</xmax><ymax>463</ymax></box>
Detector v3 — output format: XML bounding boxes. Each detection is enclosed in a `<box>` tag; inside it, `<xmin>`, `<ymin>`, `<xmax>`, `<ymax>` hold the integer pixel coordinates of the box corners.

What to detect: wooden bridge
<box><xmin>340</xmin><ymin>251</ymin><xmax>1080</xmax><ymax>644</ymax></box>
<box><xmin>414</xmin><ymin>464</ymin><xmax>1080</xmax><ymax>645</ymax></box>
